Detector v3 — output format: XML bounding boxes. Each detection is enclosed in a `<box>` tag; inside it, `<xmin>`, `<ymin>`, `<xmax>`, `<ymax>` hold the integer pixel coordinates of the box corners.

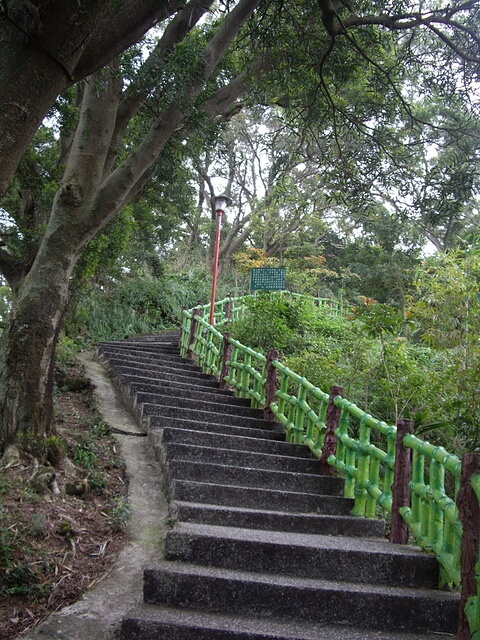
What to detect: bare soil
<box><xmin>0</xmin><ymin>363</ymin><xmax>129</xmax><ymax>640</ymax></box>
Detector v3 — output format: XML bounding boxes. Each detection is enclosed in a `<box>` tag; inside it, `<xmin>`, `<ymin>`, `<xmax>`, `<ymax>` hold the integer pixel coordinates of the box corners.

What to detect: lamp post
<box><xmin>209</xmin><ymin>194</ymin><xmax>232</xmax><ymax>325</ymax></box>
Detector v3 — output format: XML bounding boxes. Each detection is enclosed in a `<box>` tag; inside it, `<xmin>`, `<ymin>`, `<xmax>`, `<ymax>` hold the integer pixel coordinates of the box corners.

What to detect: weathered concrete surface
<box><xmin>20</xmin><ymin>352</ymin><xmax>169</xmax><ymax>640</ymax></box>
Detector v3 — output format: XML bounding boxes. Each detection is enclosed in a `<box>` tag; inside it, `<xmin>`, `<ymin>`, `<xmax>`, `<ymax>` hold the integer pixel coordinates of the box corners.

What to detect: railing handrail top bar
<box><xmin>403</xmin><ymin>432</ymin><xmax>461</xmax><ymax>473</ymax></box>
<box><xmin>272</xmin><ymin>360</ymin><xmax>330</xmax><ymax>400</ymax></box>
<box><xmin>334</xmin><ymin>395</ymin><xmax>396</xmax><ymax>435</ymax></box>
<box><xmin>226</xmin><ymin>337</ymin><xmax>267</xmax><ymax>362</ymax></box>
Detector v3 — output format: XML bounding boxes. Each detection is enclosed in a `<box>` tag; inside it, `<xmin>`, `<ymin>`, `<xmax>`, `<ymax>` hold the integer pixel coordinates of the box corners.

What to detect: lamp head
<box><xmin>211</xmin><ymin>194</ymin><xmax>232</xmax><ymax>219</ymax></box>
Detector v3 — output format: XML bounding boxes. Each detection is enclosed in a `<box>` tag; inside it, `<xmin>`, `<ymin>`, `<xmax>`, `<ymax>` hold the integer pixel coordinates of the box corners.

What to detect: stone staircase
<box><xmin>96</xmin><ymin>333</ymin><xmax>459</xmax><ymax>640</ymax></box>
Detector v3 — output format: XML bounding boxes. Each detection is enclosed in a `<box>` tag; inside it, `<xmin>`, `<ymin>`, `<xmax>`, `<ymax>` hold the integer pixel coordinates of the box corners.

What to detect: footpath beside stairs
<box><xmin>96</xmin><ymin>333</ymin><xmax>459</xmax><ymax>640</ymax></box>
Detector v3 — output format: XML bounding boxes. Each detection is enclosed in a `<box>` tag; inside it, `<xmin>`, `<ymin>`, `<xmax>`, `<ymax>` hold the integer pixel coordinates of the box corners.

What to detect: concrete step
<box><xmin>127</xmin><ymin>330</ymin><xmax>179</xmax><ymax>341</ymax></box>
<box><xmin>143</xmin><ymin>563</ymin><xmax>459</xmax><ymax>634</ymax></box>
<box><xmin>164</xmin><ymin>523</ymin><xmax>438</xmax><ymax>588</ymax></box>
<box><xmin>121</xmin><ymin>604</ymin><xmax>455</xmax><ymax>640</ymax></box>
<box><xmin>141</xmin><ymin>403</ymin><xmax>275</xmax><ymax>431</ymax></box>
<box><xmin>149</xmin><ymin>416</ymin><xmax>283</xmax><ymax>440</ymax></box>
<box><xmin>114</xmin><ymin>373</ymin><xmax>237</xmax><ymax>398</ymax></box>
<box><xmin>102</xmin><ymin>354</ymin><xmax>205</xmax><ymax>377</ymax></box>
<box><xmin>102</xmin><ymin>361</ymin><xmax>221</xmax><ymax>389</ymax></box>
<box><xmin>158</xmin><ymin>427</ymin><xmax>310</xmax><ymax>456</ymax></box>
<box><xmin>166</xmin><ymin>459</ymin><xmax>343</xmax><ymax>495</ymax></box>
<box><xmin>129</xmin><ymin>382</ymin><xmax>251</xmax><ymax>407</ymax></box>
<box><xmin>163</xmin><ymin>442</ymin><xmax>326</xmax><ymax>474</ymax></box>
<box><xmin>170</xmin><ymin>479</ymin><xmax>354</xmax><ymax>515</ymax></box>
<box><xmin>135</xmin><ymin>391</ymin><xmax>264</xmax><ymax>420</ymax></box>
<box><xmin>98</xmin><ymin>346</ymin><xmax>188</xmax><ymax>365</ymax></box>
<box><xmin>170</xmin><ymin>501</ymin><xmax>386</xmax><ymax>538</ymax></box>
<box><xmin>99</xmin><ymin>342</ymin><xmax>180</xmax><ymax>354</ymax></box>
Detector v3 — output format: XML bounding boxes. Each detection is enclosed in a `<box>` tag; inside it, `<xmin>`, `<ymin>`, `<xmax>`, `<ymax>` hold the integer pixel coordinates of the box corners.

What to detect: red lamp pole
<box><xmin>209</xmin><ymin>209</ymin><xmax>223</xmax><ymax>325</ymax></box>
<box><xmin>209</xmin><ymin>195</ymin><xmax>232</xmax><ymax>326</ymax></box>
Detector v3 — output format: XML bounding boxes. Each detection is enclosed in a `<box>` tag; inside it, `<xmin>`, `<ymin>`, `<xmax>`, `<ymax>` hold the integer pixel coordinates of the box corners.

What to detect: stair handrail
<box><xmin>179</xmin><ymin>292</ymin><xmax>480</xmax><ymax>639</ymax></box>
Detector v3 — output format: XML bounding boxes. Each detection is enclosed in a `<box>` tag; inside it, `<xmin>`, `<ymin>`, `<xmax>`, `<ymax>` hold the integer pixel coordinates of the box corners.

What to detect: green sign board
<box><xmin>250</xmin><ymin>267</ymin><xmax>286</xmax><ymax>291</ymax></box>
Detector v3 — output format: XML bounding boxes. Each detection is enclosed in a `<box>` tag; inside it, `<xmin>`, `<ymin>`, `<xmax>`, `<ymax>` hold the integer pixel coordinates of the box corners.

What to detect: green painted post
<box><xmin>337</xmin><ymin>406</ymin><xmax>356</xmax><ymax>499</ymax></box>
<box><xmin>351</xmin><ymin>415</ymin><xmax>370</xmax><ymax>517</ymax></box>
<box><xmin>366</xmin><ymin>456</ymin><xmax>380</xmax><ymax>518</ymax></box>
<box><xmin>457</xmin><ymin>453</ymin><xmax>480</xmax><ymax>640</ymax></box>
<box><xmin>296</xmin><ymin>384</ymin><xmax>307</xmax><ymax>438</ymax></box>
<box><xmin>383</xmin><ymin>428</ymin><xmax>396</xmax><ymax>511</ymax></box>
<box><xmin>429</xmin><ymin>459</ymin><xmax>445</xmax><ymax>553</ymax></box>
<box><xmin>390</xmin><ymin>418</ymin><xmax>414</xmax><ymax>544</ymax></box>
<box><xmin>240</xmin><ymin>353</ymin><xmax>252</xmax><ymax>399</ymax></box>
<box><xmin>278</xmin><ymin>372</ymin><xmax>289</xmax><ymax>427</ymax></box>
<box><xmin>187</xmin><ymin>308</ymin><xmax>202</xmax><ymax>360</ymax></box>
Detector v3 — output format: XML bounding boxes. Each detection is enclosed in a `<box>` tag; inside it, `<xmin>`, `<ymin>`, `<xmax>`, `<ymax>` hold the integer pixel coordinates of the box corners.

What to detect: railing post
<box><xmin>187</xmin><ymin>308</ymin><xmax>202</xmax><ymax>360</ymax></box>
<box><xmin>457</xmin><ymin>452</ymin><xmax>480</xmax><ymax>640</ymax></box>
<box><xmin>264</xmin><ymin>349</ymin><xmax>279</xmax><ymax>421</ymax></box>
<box><xmin>219</xmin><ymin>332</ymin><xmax>232</xmax><ymax>390</ymax></box>
<box><xmin>390</xmin><ymin>418</ymin><xmax>414</xmax><ymax>544</ymax></box>
<box><xmin>319</xmin><ymin>385</ymin><xmax>344</xmax><ymax>475</ymax></box>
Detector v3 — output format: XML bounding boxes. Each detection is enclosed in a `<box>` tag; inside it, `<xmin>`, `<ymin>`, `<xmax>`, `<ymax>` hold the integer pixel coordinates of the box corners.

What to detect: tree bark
<box><xmin>0</xmin><ymin>238</ymin><xmax>75</xmax><ymax>445</ymax></box>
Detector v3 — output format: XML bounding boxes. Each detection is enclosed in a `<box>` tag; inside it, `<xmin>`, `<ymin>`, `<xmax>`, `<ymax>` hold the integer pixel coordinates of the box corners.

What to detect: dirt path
<box><xmin>20</xmin><ymin>353</ymin><xmax>169</xmax><ymax>640</ymax></box>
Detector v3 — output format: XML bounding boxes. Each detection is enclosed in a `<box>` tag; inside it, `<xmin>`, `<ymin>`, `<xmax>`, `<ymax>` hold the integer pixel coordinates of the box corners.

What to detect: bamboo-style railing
<box><xmin>179</xmin><ymin>293</ymin><xmax>480</xmax><ymax>639</ymax></box>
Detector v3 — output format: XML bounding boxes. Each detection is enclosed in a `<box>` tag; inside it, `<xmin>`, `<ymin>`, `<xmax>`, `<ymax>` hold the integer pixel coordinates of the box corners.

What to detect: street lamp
<box><xmin>209</xmin><ymin>194</ymin><xmax>232</xmax><ymax>325</ymax></box>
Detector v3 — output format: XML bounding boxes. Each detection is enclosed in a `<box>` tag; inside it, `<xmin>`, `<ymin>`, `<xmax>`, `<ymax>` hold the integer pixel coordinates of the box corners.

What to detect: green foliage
<box><xmin>351</xmin><ymin>298</ymin><xmax>407</xmax><ymax>338</ymax></box>
<box><xmin>408</xmin><ymin>248</ymin><xmax>480</xmax><ymax>448</ymax></box>
<box><xmin>1</xmin><ymin>560</ymin><xmax>52</xmax><ymax>599</ymax></box>
<box><xmin>56</xmin><ymin>336</ymin><xmax>80</xmax><ymax>366</ymax></box>
<box><xmin>230</xmin><ymin>290</ymin><xmax>469</xmax><ymax>448</ymax></box>
<box><xmin>70</xmin><ymin>276</ymin><xmax>176</xmax><ymax>342</ymax></box>
<box><xmin>71</xmin><ymin>416</ymin><xmax>117</xmax><ymax>494</ymax></box>
<box><xmin>68</xmin><ymin>264</ymin><xmax>224</xmax><ymax>343</ymax></box>
<box><xmin>230</xmin><ymin>293</ymin><xmax>337</xmax><ymax>355</ymax></box>
<box><xmin>0</xmin><ymin>499</ymin><xmax>52</xmax><ymax>600</ymax></box>
<box><xmin>106</xmin><ymin>496</ymin><xmax>131</xmax><ymax>532</ymax></box>
<box><xmin>72</xmin><ymin>440</ymin><xmax>98</xmax><ymax>470</ymax></box>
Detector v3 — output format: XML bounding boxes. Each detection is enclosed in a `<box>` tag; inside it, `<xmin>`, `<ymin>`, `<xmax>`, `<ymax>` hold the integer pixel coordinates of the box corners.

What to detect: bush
<box><xmin>230</xmin><ymin>293</ymin><xmax>348</xmax><ymax>356</ymax></box>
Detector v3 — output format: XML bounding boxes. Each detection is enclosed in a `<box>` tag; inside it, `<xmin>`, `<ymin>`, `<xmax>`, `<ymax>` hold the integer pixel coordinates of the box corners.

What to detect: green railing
<box><xmin>327</xmin><ymin>400</ymin><xmax>396</xmax><ymax>517</ymax></box>
<box><xmin>223</xmin><ymin>338</ymin><xmax>267</xmax><ymax>408</ymax></box>
<box><xmin>284</xmin><ymin>291</ymin><xmax>346</xmax><ymax>317</ymax></box>
<box><xmin>179</xmin><ymin>292</ymin><xmax>480</xmax><ymax>639</ymax></box>
<box><xmin>271</xmin><ymin>361</ymin><xmax>329</xmax><ymax>457</ymax></box>
<box><xmin>400</xmin><ymin>435</ymin><xmax>462</xmax><ymax>586</ymax></box>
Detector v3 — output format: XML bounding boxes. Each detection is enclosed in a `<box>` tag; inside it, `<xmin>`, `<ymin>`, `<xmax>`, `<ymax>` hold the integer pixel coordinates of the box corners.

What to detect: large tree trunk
<box><xmin>0</xmin><ymin>243</ymin><xmax>75</xmax><ymax>446</ymax></box>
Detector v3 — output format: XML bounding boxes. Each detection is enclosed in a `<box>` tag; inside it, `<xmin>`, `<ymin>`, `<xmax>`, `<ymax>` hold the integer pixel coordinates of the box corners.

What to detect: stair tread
<box><xmin>123</xmin><ymin>603</ymin><xmax>455</xmax><ymax>640</ymax></box>
<box><xmin>168</xmin><ymin>522</ymin><xmax>431</xmax><ymax>559</ymax></box>
<box><xmin>146</xmin><ymin>561</ymin><xmax>459</xmax><ymax>601</ymax></box>
<box><xmin>160</xmin><ymin>427</ymin><xmax>307</xmax><ymax>451</ymax></box>
<box><xmin>150</xmin><ymin>417</ymin><xmax>283</xmax><ymax>439</ymax></box>
<box><xmin>172</xmin><ymin>500</ymin><xmax>384</xmax><ymax>524</ymax></box>
<box><xmin>136</xmin><ymin>391</ymin><xmax>263</xmax><ymax>416</ymax></box>
<box><xmin>165</xmin><ymin>442</ymin><xmax>323</xmax><ymax>467</ymax></box>
<box><xmin>120</xmin><ymin>374</ymin><xmax>237</xmax><ymax>396</ymax></box>
<box><xmin>171</xmin><ymin>478</ymin><xmax>351</xmax><ymax>501</ymax></box>
<box><xmin>166</xmin><ymin>460</ymin><xmax>344</xmax><ymax>494</ymax></box>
